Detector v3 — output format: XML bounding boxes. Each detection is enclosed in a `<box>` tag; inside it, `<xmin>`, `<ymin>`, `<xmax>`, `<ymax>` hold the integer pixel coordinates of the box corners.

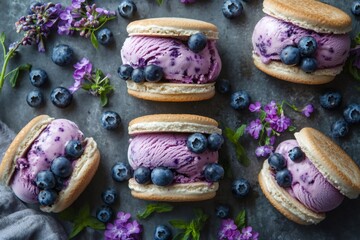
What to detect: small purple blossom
<box><xmin>246</xmin><ymin>119</ymin><xmax>262</xmax><ymax>139</ymax></box>
<box><xmin>180</xmin><ymin>0</ymin><xmax>196</xmax><ymax>3</ymax></box>
<box><xmin>264</xmin><ymin>101</ymin><xmax>278</xmax><ymax>115</ymax></box>
<box><xmin>219</xmin><ymin>218</ymin><xmax>260</xmax><ymax>240</ymax></box>
<box><xmin>72</xmin><ymin>0</ymin><xmax>85</xmax><ymax>9</ymax></box>
<box><xmin>73</xmin><ymin>58</ymin><xmax>92</xmax><ymax>80</ymax></box>
<box><xmin>301</xmin><ymin>104</ymin><xmax>314</xmax><ymax>117</ymax></box>
<box><xmin>249</xmin><ymin>102</ymin><xmax>261</xmax><ymax>112</ymax></box>
<box><xmin>96</xmin><ymin>7</ymin><xmax>116</xmax><ymax>16</ymax></box>
<box><xmin>240</xmin><ymin>226</ymin><xmax>259</xmax><ymax>240</ymax></box>
<box><xmin>104</xmin><ymin>212</ymin><xmax>142</xmax><ymax>240</ymax></box>
<box><xmin>255</xmin><ymin>145</ymin><xmax>273</xmax><ymax>158</ymax></box>
<box><xmin>272</xmin><ymin>115</ymin><xmax>291</xmax><ymax>132</ymax></box>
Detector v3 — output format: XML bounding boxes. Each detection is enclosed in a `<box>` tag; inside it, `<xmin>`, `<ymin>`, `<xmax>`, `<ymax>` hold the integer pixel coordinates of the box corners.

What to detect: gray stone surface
<box><xmin>0</xmin><ymin>0</ymin><xmax>359</xmax><ymax>239</ymax></box>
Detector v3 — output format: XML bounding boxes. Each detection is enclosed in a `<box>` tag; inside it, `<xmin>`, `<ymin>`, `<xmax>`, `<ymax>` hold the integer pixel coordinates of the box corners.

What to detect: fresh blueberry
<box><xmin>280</xmin><ymin>46</ymin><xmax>300</xmax><ymax>65</ymax></box>
<box><xmin>51</xmin><ymin>156</ymin><xmax>73</xmax><ymax>178</ymax></box>
<box><xmin>51</xmin><ymin>44</ymin><xmax>74</xmax><ymax>66</ymax></box>
<box><xmin>207</xmin><ymin>133</ymin><xmax>224</xmax><ymax>151</ymax></box>
<box><xmin>29</xmin><ymin>68</ymin><xmax>48</xmax><ymax>87</ymax></box>
<box><xmin>65</xmin><ymin>140</ymin><xmax>84</xmax><ymax>160</ymax></box>
<box><xmin>352</xmin><ymin>1</ymin><xmax>360</xmax><ymax>16</ymax></box>
<box><xmin>131</xmin><ymin>68</ymin><xmax>145</xmax><ymax>83</ymax></box>
<box><xmin>101</xmin><ymin>187</ymin><xmax>117</xmax><ymax>205</ymax></box>
<box><xmin>188</xmin><ymin>32</ymin><xmax>207</xmax><ymax>53</ymax></box>
<box><xmin>331</xmin><ymin>119</ymin><xmax>349</xmax><ymax>138</ymax></box>
<box><xmin>54</xmin><ymin>176</ymin><xmax>66</xmax><ymax>192</ymax></box>
<box><xmin>230</xmin><ymin>90</ymin><xmax>250</xmax><ymax>110</ymax></box>
<box><xmin>203</xmin><ymin>163</ymin><xmax>224</xmax><ymax>182</ymax></box>
<box><xmin>134</xmin><ymin>166</ymin><xmax>151</xmax><ymax>184</ymax></box>
<box><xmin>38</xmin><ymin>189</ymin><xmax>58</xmax><ymax>206</ymax></box>
<box><xmin>154</xmin><ymin>225</ymin><xmax>172</xmax><ymax>240</ymax></box>
<box><xmin>288</xmin><ymin>147</ymin><xmax>304</xmax><ymax>162</ymax></box>
<box><xmin>319</xmin><ymin>90</ymin><xmax>342</xmax><ymax>110</ymax></box>
<box><xmin>118</xmin><ymin>0</ymin><xmax>137</xmax><ymax>18</ymax></box>
<box><xmin>215</xmin><ymin>204</ymin><xmax>230</xmax><ymax>219</ymax></box>
<box><xmin>151</xmin><ymin>167</ymin><xmax>174</xmax><ymax>186</ymax></box>
<box><xmin>300</xmin><ymin>57</ymin><xmax>317</xmax><ymax>73</ymax></box>
<box><xmin>222</xmin><ymin>0</ymin><xmax>243</xmax><ymax>19</ymax></box>
<box><xmin>187</xmin><ymin>133</ymin><xmax>208</xmax><ymax>154</ymax></box>
<box><xmin>26</xmin><ymin>90</ymin><xmax>44</xmax><ymax>108</ymax></box>
<box><xmin>101</xmin><ymin>111</ymin><xmax>121</xmax><ymax>130</ymax></box>
<box><xmin>96</xmin><ymin>205</ymin><xmax>113</xmax><ymax>223</ymax></box>
<box><xmin>96</xmin><ymin>28</ymin><xmax>113</xmax><ymax>46</ymax></box>
<box><xmin>268</xmin><ymin>153</ymin><xmax>286</xmax><ymax>171</ymax></box>
<box><xmin>215</xmin><ymin>79</ymin><xmax>231</xmax><ymax>94</ymax></box>
<box><xmin>28</xmin><ymin>2</ymin><xmax>43</xmax><ymax>14</ymax></box>
<box><xmin>275</xmin><ymin>169</ymin><xmax>292</xmax><ymax>188</ymax></box>
<box><xmin>343</xmin><ymin>103</ymin><xmax>360</xmax><ymax>124</ymax></box>
<box><xmin>298</xmin><ymin>36</ymin><xmax>317</xmax><ymax>57</ymax></box>
<box><xmin>112</xmin><ymin>162</ymin><xmax>133</xmax><ymax>182</ymax></box>
<box><xmin>50</xmin><ymin>87</ymin><xmax>72</xmax><ymax>108</ymax></box>
<box><xmin>231</xmin><ymin>178</ymin><xmax>251</xmax><ymax>198</ymax></box>
<box><xmin>144</xmin><ymin>64</ymin><xmax>163</xmax><ymax>82</ymax></box>
<box><xmin>35</xmin><ymin>170</ymin><xmax>56</xmax><ymax>190</ymax></box>
<box><xmin>117</xmin><ymin>64</ymin><xmax>134</xmax><ymax>81</ymax></box>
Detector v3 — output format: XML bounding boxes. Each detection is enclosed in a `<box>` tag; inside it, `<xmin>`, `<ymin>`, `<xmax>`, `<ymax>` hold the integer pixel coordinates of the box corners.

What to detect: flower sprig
<box><xmin>104</xmin><ymin>212</ymin><xmax>142</xmax><ymax>240</ymax></box>
<box><xmin>69</xmin><ymin>58</ymin><xmax>114</xmax><ymax>106</ymax></box>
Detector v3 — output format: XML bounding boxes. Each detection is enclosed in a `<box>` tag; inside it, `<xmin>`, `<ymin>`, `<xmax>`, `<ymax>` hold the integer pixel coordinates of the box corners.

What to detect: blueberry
<box><xmin>352</xmin><ymin>1</ymin><xmax>360</xmax><ymax>16</ymax></box>
<box><xmin>101</xmin><ymin>187</ymin><xmax>117</xmax><ymax>205</ymax></box>
<box><xmin>131</xmin><ymin>68</ymin><xmax>145</xmax><ymax>83</ymax></box>
<box><xmin>144</xmin><ymin>64</ymin><xmax>163</xmax><ymax>82</ymax></box>
<box><xmin>65</xmin><ymin>140</ymin><xmax>84</xmax><ymax>160</ymax></box>
<box><xmin>187</xmin><ymin>133</ymin><xmax>208</xmax><ymax>154</ymax></box>
<box><xmin>230</xmin><ymin>90</ymin><xmax>250</xmax><ymax>110</ymax></box>
<box><xmin>288</xmin><ymin>147</ymin><xmax>304</xmax><ymax>162</ymax></box>
<box><xmin>298</xmin><ymin>36</ymin><xmax>317</xmax><ymax>57</ymax></box>
<box><xmin>96</xmin><ymin>205</ymin><xmax>113</xmax><ymax>223</ymax></box>
<box><xmin>331</xmin><ymin>119</ymin><xmax>349</xmax><ymax>138</ymax></box>
<box><xmin>35</xmin><ymin>170</ymin><xmax>56</xmax><ymax>190</ymax></box>
<box><xmin>101</xmin><ymin>111</ymin><xmax>121</xmax><ymax>130</ymax></box>
<box><xmin>117</xmin><ymin>64</ymin><xmax>134</xmax><ymax>81</ymax></box>
<box><xmin>26</xmin><ymin>90</ymin><xmax>44</xmax><ymax>108</ymax></box>
<box><xmin>275</xmin><ymin>169</ymin><xmax>292</xmax><ymax>188</ymax></box>
<box><xmin>54</xmin><ymin>176</ymin><xmax>66</xmax><ymax>192</ymax></box>
<box><xmin>96</xmin><ymin>28</ymin><xmax>113</xmax><ymax>46</ymax></box>
<box><xmin>215</xmin><ymin>204</ymin><xmax>230</xmax><ymax>219</ymax></box>
<box><xmin>280</xmin><ymin>46</ymin><xmax>300</xmax><ymax>65</ymax></box>
<box><xmin>319</xmin><ymin>90</ymin><xmax>342</xmax><ymax>110</ymax></box>
<box><xmin>29</xmin><ymin>68</ymin><xmax>48</xmax><ymax>87</ymax></box>
<box><xmin>215</xmin><ymin>79</ymin><xmax>231</xmax><ymax>94</ymax></box>
<box><xmin>203</xmin><ymin>163</ymin><xmax>224</xmax><ymax>182</ymax></box>
<box><xmin>188</xmin><ymin>33</ymin><xmax>207</xmax><ymax>53</ymax></box>
<box><xmin>154</xmin><ymin>225</ymin><xmax>172</xmax><ymax>240</ymax></box>
<box><xmin>222</xmin><ymin>0</ymin><xmax>243</xmax><ymax>19</ymax></box>
<box><xmin>231</xmin><ymin>178</ymin><xmax>251</xmax><ymax>198</ymax></box>
<box><xmin>134</xmin><ymin>166</ymin><xmax>151</xmax><ymax>184</ymax></box>
<box><xmin>151</xmin><ymin>167</ymin><xmax>174</xmax><ymax>186</ymax></box>
<box><xmin>118</xmin><ymin>0</ymin><xmax>137</xmax><ymax>18</ymax></box>
<box><xmin>207</xmin><ymin>133</ymin><xmax>224</xmax><ymax>151</ymax></box>
<box><xmin>51</xmin><ymin>156</ymin><xmax>73</xmax><ymax>178</ymax></box>
<box><xmin>51</xmin><ymin>44</ymin><xmax>74</xmax><ymax>66</ymax></box>
<box><xmin>50</xmin><ymin>87</ymin><xmax>72</xmax><ymax>108</ymax></box>
<box><xmin>300</xmin><ymin>57</ymin><xmax>317</xmax><ymax>73</ymax></box>
<box><xmin>38</xmin><ymin>189</ymin><xmax>58</xmax><ymax>206</ymax></box>
<box><xmin>343</xmin><ymin>103</ymin><xmax>360</xmax><ymax>124</ymax></box>
<box><xmin>112</xmin><ymin>162</ymin><xmax>133</xmax><ymax>182</ymax></box>
<box><xmin>268</xmin><ymin>153</ymin><xmax>286</xmax><ymax>171</ymax></box>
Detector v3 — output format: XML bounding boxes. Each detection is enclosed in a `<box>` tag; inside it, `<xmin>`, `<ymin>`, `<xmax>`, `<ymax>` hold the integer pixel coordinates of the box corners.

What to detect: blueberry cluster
<box><xmin>35</xmin><ymin>140</ymin><xmax>84</xmax><ymax>206</ymax></box>
<box><xmin>187</xmin><ymin>132</ymin><xmax>224</xmax><ymax>153</ymax></box>
<box><xmin>96</xmin><ymin>187</ymin><xmax>118</xmax><ymax>223</ymax></box>
<box><xmin>280</xmin><ymin>36</ymin><xmax>318</xmax><ymax>73</ymax></box>
<box><xmin>118</xmin><ymin>64</ymin><xmax>164</xmax><ymax>83</ymax></box>
<box><xmin>26</xmin><ymin>69</ymin><xmax>48</xmax><ymax>108</ymax></box>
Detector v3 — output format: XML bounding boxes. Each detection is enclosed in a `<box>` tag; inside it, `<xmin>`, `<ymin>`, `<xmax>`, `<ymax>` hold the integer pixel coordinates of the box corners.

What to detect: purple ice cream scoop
<box><xmin>276</xmin><ymin>140</ymin><xmax>344</xmax><ymax>213</ymax></box>
<box><xmin>10</xmin><ymin>119</ymin><xmax>84</xmax><ymax>203</ymax></box>
<box><xmin>252</xmin><ymin>16</ymin><xmax>351</xmax><ymax>69</ymax></box>
<box><xmin>121</xmin><ymin>36</ymin><xmax>222</xmax><ymax>84</ymax></box>
<box><xmin>128</xmin><ymin>133</ymin><xmax>218</xmax><ymax>183</ymax></box>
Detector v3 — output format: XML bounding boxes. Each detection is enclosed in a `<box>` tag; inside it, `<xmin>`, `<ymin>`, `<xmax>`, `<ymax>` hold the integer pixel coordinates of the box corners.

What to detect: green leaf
<box><xmin>173</xmin><ymin>233</ymin><xmax>185</xmax><ymax>240</ymax></box>
<box><xmin>0</xmin><ymin>32</ymin><xmax>5</xmax><ymax>43</ymax></box>
<box><xmin>91</xmin><ymin>31</ymin><xmax>98</xmax><ymax>49</ymax></box>
<box><xmin>156</xmin><ymin>0</ymin><xmax>164</xmax><ymax>5</ymax></box>
<box><xmin>233</xmin><ymin>124</ymin><xmax>246</xmax><ymax>141</ymax></box>
<box><xmin>355</xmin><ymin>32</ymin><xmax>360</xmax><ymax>45</ymax></box>
<box><xmin>235</xmin><ymin>144</ymin><xmax>250</xmax><ymax>167</ymax></box>
<box><xmin>69</xmin><ymin>223</ymin><xmax>85</xmax><ymax>239</ymax></box>
<box><xmin>7</xmin><ymin>68</ymin><xmax>19</xmax><ymax>87</ymax></box>
<box><xmin>82</xmin><ymin>83</ymin><xmax>92</xmax><ymax>91</ymax></box>
<box><xmin>137</xmin><ymin>203</ymin><xmax>173</xmax><ymax>219</ymax></box>
<box><xmin>100</xmin><ymin>93</ymin><xmax>108</xmax><ymax>107</ymax></box>
<box><xmin>288</xmin><ymin>126</ymin><xmax>296</xmax><ymax>132</ymax></box>
<box><xmin>234</xmin><ymin>210</ymin><xmax>246</xmax><ymax>229</ymax></box>
<box><xmin>224</xmin><ymin>127</ymin><xmax>236</xmax><ymax>143</ymax></box>
<box><xmin>79</xmin><ymin>204</ymin><xmax>91</xmax><ymax>220</ymax></box>
<box><xmin>58</xmin><ymin>207</ymin><xmax>76</xmax><ymax>221</ymax></box>
<box><xmin>83</xmin><ymin>217</ymin><xmax>105</xmax><ymax>230</ymax></box>
<box><xmin>260</xmin><ymin>111</ymin><xmax>266</xmax><ymax>121</ymax></box>
<box><xmin>19</xmin><ymin>63</ymin><xmax>31</xmax><ymax>71</ymax></box>
<box><xmin>348</xmin><ymin>58</ymin><xmax>360</xmax><ymax>82</ymax></box>
<box><xmin>169</xmin><ymin>220</ymin><xmax>188</xmax><ymax>230</ymax></box>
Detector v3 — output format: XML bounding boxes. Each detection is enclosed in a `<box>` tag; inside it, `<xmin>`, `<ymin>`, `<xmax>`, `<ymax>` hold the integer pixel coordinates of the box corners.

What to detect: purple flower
<box><xmin>249</xmin><ymin>102</ymin><xmax>261</xmax><ymax>112</ymax></box>
<box><xmin>57</xmin><ymin>22</ymin><xmax>72</xmax><ymax>35</ymax></box>
<box><xmin>246</xmin><ymin>119</ymin><xmax>262</xmax><ymax>139</ymax></box>
<box><xmin>265</xmin><ymin>114</ymin><xmax>278</xmax><ymax>125</ymax></box>
<box><xmin>269</xmin><ymin>136</ymin><xmax>276</xmax><ymax>146</ymax></box>
<box><xmin>218</xmin><ymin>219</ymin><xmax>238</xmax><ymax>239</ymax></box>
<box><xmin>96</xmin><ymin>7</ymin><xmax>116</xmax><ymax>16</ymax></box>
<box><xmin>126</xmin><ymin>220</ymin><xmax>141</xmax><ymax>235</ymax></box>
<box><xmin>116</xmin><ymin>212</ymin><xmax>131</xmax><ymax>224</ymax></box>
<box><xmin>264</xmin><ymin>101</ymin><xmax>278</xmax><ymax>115</ymax></box>
<box><xmin>255</xmin><ymin>145</ymin><xmax>273</xmax><ymax>158</ymax></box>
<box><xmin>73</xmin><ymin>58</ymin><xmax>92</xmax><ymax>80</ymax></box>
<box><xmin>72</xmin><ymin>0</ymin><xmax>85</xmax><ymax>9</ymax></box>
<box><xmin>239</xmin><ymin>226</ymin><xmax>259</xmax><ymax>240</ymax></box>
<box><xmin>350</xmin><ymin>45</ymin><xmax>360</xmax><ymax>69</ymax></box>
<box><xmin>301</xmin><ymin>104</ymin><xmax>314</xmax><ymax>117</ymax></box>
<box><xmin>104</xmin><ymin>212</ymin><xmax>142</xmax><ymax>240</ymax></box>
<box><xmin>180</xmin><ymin>0</ymin><xmax>196</xmax><ymax>3</ymax></box>
<box><xmin>272</xmin><ymin>115</ymin><xmax>291</xmax><ymax>132</ymax></box>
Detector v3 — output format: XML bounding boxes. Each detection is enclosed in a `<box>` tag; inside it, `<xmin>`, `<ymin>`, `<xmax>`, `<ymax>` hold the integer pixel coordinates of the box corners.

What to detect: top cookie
<box><xmin>263</xmin><ymin>0</ymin><xmax>352</xmax><ymax>34</ymax></box>
<box><xmin>127</xmin><ymin>17</ymin><xmax>219</xmax><ymax>39</ymax></box>
<box><xmin>294</xmin><ymin>128</ymin><xmax>360</xmax><ymax>199</ymax></box>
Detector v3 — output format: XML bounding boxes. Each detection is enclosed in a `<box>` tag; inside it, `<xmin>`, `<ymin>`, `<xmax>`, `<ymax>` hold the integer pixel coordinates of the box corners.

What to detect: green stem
<box><xmin>0</xmin><ymin>40</ymin><xmax>21</xmax><ymax>93</ymax></box>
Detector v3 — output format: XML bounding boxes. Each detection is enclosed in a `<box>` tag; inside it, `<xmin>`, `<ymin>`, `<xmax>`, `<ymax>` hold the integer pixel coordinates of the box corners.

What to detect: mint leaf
<box><xmin>224</xmin><ymin>125</ymin><xmax>250</xmax><ymax>167</ymax></box>
<box><xmin>233</xmin><ymin>124</ymin><xmax>246</xmax><ymax>142</ymax></box>
<box><xmin>288</xmin><ymin>126</ymin><xmax>296</xmax><ymax>132</ymax></box>
<box><xmin>6</xmin><ymin>63</ymin><xmax>31</xmax><ymax>87</ymax></box>
<box><xmin>19</xmin><ymin>63</ymin><xmax>31</xmax><ymax>71</ymax></box>
<box><xmin>0</xmin><ymin>32</ymin><xmax>5</xmax><ymax>43</ymax></box>
<box><xmin>235</xmin><ymin>143</ymin><xmax>250</xmax><ymax>167</ymax></box>
<box><xmin>355</xmin><ymin>33</ymin><xmax>360</xmax><ymax>45</ymax></box>
<box><xmin>169</xmin><ymin>220</ymin><xmax>188</xmax><ymax>229</ymax></box>
<box><xmin>137</xmin><ymin>203</ymin><xmax>173</xmax><ymax>219</ymax></box>
<box><xmin>224</xmin><ymin>127</ymin><xmax>236</xmax><ymax>143</ymax></box>
<box><xmin>170</xmin><ymin>209</ymin><xmax>208</xmax><ymax>240</ymax></box>
<box><xmin>91</xmin><ymin>31</ymin><xmax>98</xmax><ymax>49</ymax></box>
<box><xmin>69</xmin><ymin>223</ymin><xmax>85</xmax><ymax>239</ymax></box>
<box><xmin>348</xmin><ymin>58</ymin><xmax>360</xmax><ymax>82</ymax></box>
<box><xmin>234</xmin><ymin>210</ymin><xmax>246</xmax><ymax>229</ymax></box>
<box><xmin>84</xmin><ymin>217</ymin><xmax>106</xmax><ymax>230</ymax></box>
<box><xmin>156</xmin><ymin>0</ymin><xmax>164</xmax><ymax>5</ymax></box>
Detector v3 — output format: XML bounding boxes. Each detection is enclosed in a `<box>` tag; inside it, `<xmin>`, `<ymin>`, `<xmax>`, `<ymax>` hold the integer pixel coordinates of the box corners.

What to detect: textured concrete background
<box><xmin>0</xmin><ymin>0</ymin><xmax>359</xmax><ymax>239</ymax></box>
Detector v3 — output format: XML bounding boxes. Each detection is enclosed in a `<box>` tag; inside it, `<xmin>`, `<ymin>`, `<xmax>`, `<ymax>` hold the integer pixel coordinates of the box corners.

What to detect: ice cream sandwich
<box><xmin>120</xmin><ymin>17</ymin><xmax>222</xmax><ymax>102</ymax></box>
<box><xmin>127</xmin><ymin>114</ymin><xmax>223</xmax><ymax>201</ymax></box>
<box><xmin>258</xmin><ymin>127</ymin><xmax>360</xmax><ymax>224</ymax></box>
<box><xmin>0</xmin><ymin>115</ymin><xmax>100</xmax><ymax>212</ymax></box>
<box><xmin>252</xmin><ymin>0</ymin><xmax>352</xmax><ymax>84</ymax></box>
